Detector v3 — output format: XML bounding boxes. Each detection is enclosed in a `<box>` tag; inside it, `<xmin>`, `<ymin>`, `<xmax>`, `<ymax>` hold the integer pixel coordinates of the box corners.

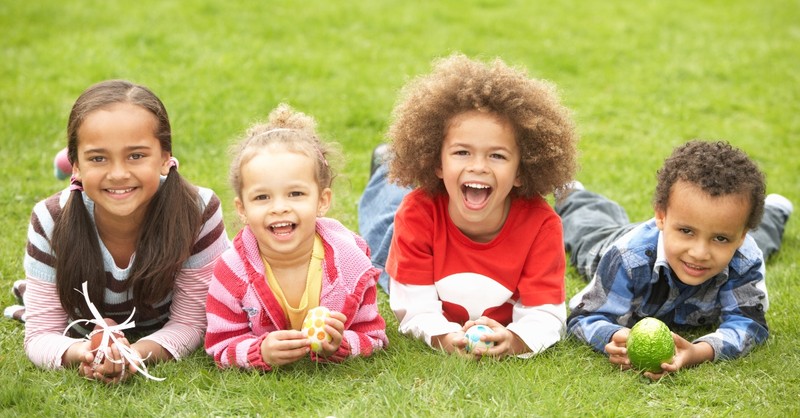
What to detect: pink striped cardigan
<box><xmin>205</xmin><ymin>218</ymin><xmax>388</xmax><ymax>370</ymax></box>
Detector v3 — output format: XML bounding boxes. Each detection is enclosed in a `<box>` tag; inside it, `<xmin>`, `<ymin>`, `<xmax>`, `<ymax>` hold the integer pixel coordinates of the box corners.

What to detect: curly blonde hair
<box><xmin>229</xmin><ymin>103</ymin><xmax>341</xmax><ymax>199</ymax></box>
<box><xmin>387</xmin><ymin>53</ymin><xmax>578</xmax><ymax>198</ymax></box>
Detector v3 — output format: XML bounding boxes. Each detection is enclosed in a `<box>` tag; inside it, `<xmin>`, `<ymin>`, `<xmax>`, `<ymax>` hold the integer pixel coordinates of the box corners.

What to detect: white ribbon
<box><xmin>63</xmin><ymin>281</ymin><xmax>165</xmax><ymax>381</ymax></box>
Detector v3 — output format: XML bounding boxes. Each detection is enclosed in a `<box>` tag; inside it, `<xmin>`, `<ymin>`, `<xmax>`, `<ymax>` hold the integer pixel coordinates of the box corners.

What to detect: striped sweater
<box><xmin>205</xmin><ymin>218</ymin><xmax>388</xmax><ymax>371</ymax></box>
<box><xmin>23</xmin><ymin>185</ymin><xmax>230</xmax><ymax>369</ymax></box>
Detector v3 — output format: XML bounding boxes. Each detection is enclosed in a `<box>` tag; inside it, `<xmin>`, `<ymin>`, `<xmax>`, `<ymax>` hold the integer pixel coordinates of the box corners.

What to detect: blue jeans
<box><xmin>556</xmin><ymin>190</ymin><xmax>789</xmax><ymax>281</ymax></box>
<box><xmin>357</xmin><ymin>164</ymin><xmax>411</xmax><ymax>293</ymax></box>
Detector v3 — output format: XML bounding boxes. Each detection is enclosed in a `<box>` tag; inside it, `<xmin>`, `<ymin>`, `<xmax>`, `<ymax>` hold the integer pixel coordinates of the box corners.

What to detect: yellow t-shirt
<box><xmin>263</xmin><ymin>234</ymin><xmax>324</xmax><ymax>330</ymax></box>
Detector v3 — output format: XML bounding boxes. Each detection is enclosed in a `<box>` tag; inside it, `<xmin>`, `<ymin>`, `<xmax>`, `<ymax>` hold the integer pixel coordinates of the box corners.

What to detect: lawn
<box><xmin>1</xmin><ymin>0</ymin><xmax>798</xmax><ymax>416</ymax></box>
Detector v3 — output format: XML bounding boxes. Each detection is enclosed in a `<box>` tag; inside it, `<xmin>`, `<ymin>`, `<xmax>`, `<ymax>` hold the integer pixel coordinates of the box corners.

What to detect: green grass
<box><xmin>2</xmin><ymin>0</ymin><xmax>799</xmax><ymax>416</ymax></box>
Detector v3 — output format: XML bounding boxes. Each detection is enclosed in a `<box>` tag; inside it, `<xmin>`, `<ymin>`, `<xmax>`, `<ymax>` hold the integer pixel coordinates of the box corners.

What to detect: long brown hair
<box><xmin>52</xmin><ymin>80</ymin><xmax>202</xmax><ymax>319</ymax></box>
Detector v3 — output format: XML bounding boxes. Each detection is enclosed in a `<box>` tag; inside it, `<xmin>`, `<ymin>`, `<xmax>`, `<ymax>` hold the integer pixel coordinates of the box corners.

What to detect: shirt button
<box><xmin>645</xmin><ymin>250</ymin><xmax>654</xmax><ymax>257</ymax></box>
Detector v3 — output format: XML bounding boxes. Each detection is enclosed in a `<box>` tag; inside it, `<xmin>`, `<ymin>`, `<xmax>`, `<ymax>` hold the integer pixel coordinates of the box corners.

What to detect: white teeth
<box><xmin>464</xmin><ymin>183</ymin><xmax>489</xmax><ymax>189</ymax></box>
<box><xmin>107</xmin><ymin>188</ymin><xmax>133</xmax><ymax>194</ymax></box>
<box><xmin>271</xmin><ymin>222</ymin><xmax>293</xmax><ymax>229</ymax></box>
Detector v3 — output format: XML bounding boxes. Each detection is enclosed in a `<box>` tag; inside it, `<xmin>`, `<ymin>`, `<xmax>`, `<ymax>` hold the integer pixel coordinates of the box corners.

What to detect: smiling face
<box><xmin>235</xmin><ymin>147</ymin><xmax>331</xmax><ymax>266</ymax></box>
<box><xmin>655</xmin><ymin>180</ymin><xmax>750</xmax><ymax>286</ymax></box>
<box><xmin>435</xmin><ymin>111</ymin><xmax>521</xmax><ymax>242</ymax></box>
<box><xmin>73</xmin><ymin>102</ymin><xmax>170</xmax><ymax>225</ymax></box>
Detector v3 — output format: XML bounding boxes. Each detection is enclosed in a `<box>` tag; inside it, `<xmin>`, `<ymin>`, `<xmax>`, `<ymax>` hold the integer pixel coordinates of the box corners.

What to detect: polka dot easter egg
<box><xmin>465</xmin><ymin>324</ymin><xmax>495</xmax><ymax>354</ymax></box>
<box><xmin>302</xmin><ymin>306</ymin><xmax>332</xmax><ymax>353</ymax></box>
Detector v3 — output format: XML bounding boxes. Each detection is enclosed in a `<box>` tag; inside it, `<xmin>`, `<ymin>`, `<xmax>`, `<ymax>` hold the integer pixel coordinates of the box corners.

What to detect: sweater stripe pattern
<box><xmin>205</xmin><ymin>218</ymin><xmax>388</xmax><ymax>370</ymax></box>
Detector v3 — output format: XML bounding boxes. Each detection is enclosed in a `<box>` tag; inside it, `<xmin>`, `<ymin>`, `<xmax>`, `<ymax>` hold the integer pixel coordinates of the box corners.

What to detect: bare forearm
<box><xmin>61</xmin><ymin>340</ymin><xmax>91</xmax><ymax>366</ymax></box>
<box><xmin>132</xmin><ymin>340</ymin><xmax>173</xmax><ymax>363</ymax></box>
<box><xmin>683</xmin><ymin>341</ymin><xmax>714</xmax><ymax>367</ymax></box>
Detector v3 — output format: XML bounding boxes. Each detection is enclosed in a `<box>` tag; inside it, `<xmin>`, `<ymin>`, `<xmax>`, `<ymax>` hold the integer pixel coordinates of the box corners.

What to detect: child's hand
<box><xmin>642</xmin><ymin>334</ymin><xmax>714</xmax><ymax>381</ymax></box>
<box><xmin>70</xmin><ymin>340</ymin><xmax>94</xmax><ymax>378</ymax></box>
<box><xmin>605</xmin><ymin>328</ymin><xmax>632</xmax><ymax>370</ymax></box>
<box><xmin>431</xmin><ymin>331</ymin><xmax>467</xmax><ymax>354</ymax></box>
<box><xmin>317</xmin><ymin>311</ymin><xmax>347</xmax><ymax>357</ymax></box>
<box><xmin>260</xmin><ymin>330</ymin><xmax>310</xmax><ymax>367</ymax></box>
<box><xmin>80</xmin><ymin>337</ymin><xmax>135</xmax><ymax>384</ymax></box>
<box><xmin>464</xmin><ymin>317</ymin><xmax>528</xmax><ymax>358</ymax></box>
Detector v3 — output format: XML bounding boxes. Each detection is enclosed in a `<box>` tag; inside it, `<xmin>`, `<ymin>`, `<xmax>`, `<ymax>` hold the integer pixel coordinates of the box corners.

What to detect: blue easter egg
<box><xmin>465</xmin><ymin>324</ymin><xmax>495</xmax><ymax>354</ymax></box>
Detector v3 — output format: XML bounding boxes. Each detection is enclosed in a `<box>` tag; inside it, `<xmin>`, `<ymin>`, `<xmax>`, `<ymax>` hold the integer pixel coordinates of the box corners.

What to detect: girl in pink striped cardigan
<box><xmin>205</xmin><ymin>104</ymin><xmax>388</xmax><ymax>371</ymax></box>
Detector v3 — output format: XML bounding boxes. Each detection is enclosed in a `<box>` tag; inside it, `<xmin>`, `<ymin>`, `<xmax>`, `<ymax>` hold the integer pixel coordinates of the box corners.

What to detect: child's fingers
<box><xmin>271</xmin><ymin>329</ymin><xmax>308</xmax><ymax>342</ymax></box>
<box><xmin>452</xmin><ymin>334</ymin><xmax>468</xmax><ymax>349</ymax></box>
<box><xmin>319</xmin><ymin>339</ymin><xmax>343</xmax><ymax>356</ymax></box>
<box><xmin>280</xmin><ymin>337</ymin><xmax>312</xmax><ymax>350</ymax></box>
<box><xmin>328</xmin><ymin>311</ymin><xmax>347</xmax><ymax>324</ymax></box>
<box><xmin>79</xmin><ymin>361</ymin><xmax>94</xmax><ymax>378</ymax></box>
<box><xmin>607</xmin><ymin>351</ymin><xmax>630</xmax><ymax>366</ymax></box>
<box><xmin>280</xmin><ymin>345</ymin><xmax>312</xmax><ymax>360</ymax></box>
<box><xmin>481</xmin><ymin>328</ymin><xmax>509</xmax><ymax>344</ymax></box>
<box><xmin>605</xmin><ymin>343</ymin><xmax>627</xmax><ymax>356</ymax></box>
<box><xmin>265</xmin><ymin>342</ymin><xmax>310</xmax><ymax>365</ymax></box>
<box><xmin>473</xmin><ymin>316</ymin><xmax>502</xmax><ymax>329</ymax></box>
<box><xmin>323</xmin><ymin>324</ymin><xmax>343</xmax><ymax>344</ymax></box>
<box><xmin>659</xmin><ymin>361</ymin><xmax>678</xmax><ymax>373</ymax></box>
<box><xmin>324</xmin><ymin>316</ymin><xmax>346</xmax><ymax>334</ymax></box>
<box><xmin>91</xmin><ymin>345</ymin><xmax>126</xmax><ymax>381</ymax></box>
<box><xmin>265</xmin><ymin>331</ymin><xmax>310</xmax><ymax>352</ymax></box>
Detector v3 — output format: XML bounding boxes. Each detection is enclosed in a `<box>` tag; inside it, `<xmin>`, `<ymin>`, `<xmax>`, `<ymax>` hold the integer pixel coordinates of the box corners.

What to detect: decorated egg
<box><xmin>53</xmin><ymin>147</ymin><xmax>71</xmax><ymax>180</ymax></box>
<box><xmin>302</xmin><ymin>306</ymin><xmax>332</xmax><ymax>353</ymax></box>
<box><xmin>88</xmin><ymin>318</ymin><xmax>124</xmax><ymax>364</ymax></box>
<box><xmin>464</xmin><ymin>324</ymin><xmax>495</xmax><ymax>354</ymax></box>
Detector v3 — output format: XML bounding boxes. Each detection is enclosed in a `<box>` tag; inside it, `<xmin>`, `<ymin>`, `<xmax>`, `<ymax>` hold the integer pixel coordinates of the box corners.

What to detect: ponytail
<box><xmin>52</xmin><ymin>190</ymin><xmax>105</xmax><ymax>319</ymax></box>
<box><xmin>128</xmin><ymin>167</ymin><xmax>202</xmax><ymax>314</ymax></box>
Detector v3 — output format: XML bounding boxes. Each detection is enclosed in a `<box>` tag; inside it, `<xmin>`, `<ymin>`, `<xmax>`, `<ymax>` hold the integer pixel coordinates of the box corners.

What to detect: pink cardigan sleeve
<box><xmin>341</xmin><ymin>273</ymin><xmax>388</xmax><ymax>358</ymax></box>
<box><xmin>313</xmin><ymin>267</ymin><xmax>388</xmax><ymax>363</ymax></box>
<box><xmin>204</xmin><ymin>252</ymin><xmax>274</xmax><ymax>371</ymax></box>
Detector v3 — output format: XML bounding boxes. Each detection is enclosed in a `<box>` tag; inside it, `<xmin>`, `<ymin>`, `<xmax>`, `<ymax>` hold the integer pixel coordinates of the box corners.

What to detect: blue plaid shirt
<box><xmin>567</xmin><ymin>219</ymin><xmax>769</xmax><ymax>361</ymax></box>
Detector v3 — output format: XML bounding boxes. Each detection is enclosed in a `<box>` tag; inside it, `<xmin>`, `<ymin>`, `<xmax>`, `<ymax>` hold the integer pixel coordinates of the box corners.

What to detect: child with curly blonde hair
<box><xmin>358</xmin><ymin>54</ymin><xmax>578</xmax><ymax>358</ymax></box>
<box><xmin>205</xmin><ymin>104</ymin><xmax>387</xmax><ymax>371</ymax></box>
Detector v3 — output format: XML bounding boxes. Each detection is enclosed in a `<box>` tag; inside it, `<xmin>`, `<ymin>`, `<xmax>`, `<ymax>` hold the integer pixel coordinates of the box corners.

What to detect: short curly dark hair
<box><xmin>387</xmin><ymin>53</ymin><xmax>578</xmax><ymax>198</ymax></box>
<box><xmin>654</xmin><ymin>140</ymin><xmax>765</xmax><ymax>230</ymax></box>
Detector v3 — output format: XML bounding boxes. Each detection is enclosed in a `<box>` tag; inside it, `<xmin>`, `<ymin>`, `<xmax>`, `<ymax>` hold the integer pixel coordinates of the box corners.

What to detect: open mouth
<box><xmin>106</xmin><ymin>188</ymin><xmax>134</xmax><ymax>195</ymax></box>
<box><xmin>461</xmin><ymin>183</ymin><xmax>492</xmax><ymax>209</ymax></box>
<box><xmin>269</xmin><ymin>222</ymin><xmax>296</xmax><ymax>236</ymax></box>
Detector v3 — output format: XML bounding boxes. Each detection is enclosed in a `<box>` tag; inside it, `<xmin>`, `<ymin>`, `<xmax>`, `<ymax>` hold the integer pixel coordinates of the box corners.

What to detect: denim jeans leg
<box><xmin>748</xmin><ymin>204</ymin><xmax>789</xmax><ymax>260</ymax></box>
<box><xmin>556</xmin><ymin>190</ymin><xmax>637</xmax><ymax>280</ymax></box>
<box><xmin>358</xmin><ymin>164</ymin><xmax>411</xmax><ymax>293</ymax></box>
